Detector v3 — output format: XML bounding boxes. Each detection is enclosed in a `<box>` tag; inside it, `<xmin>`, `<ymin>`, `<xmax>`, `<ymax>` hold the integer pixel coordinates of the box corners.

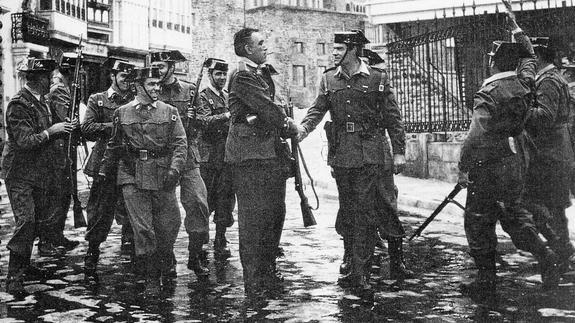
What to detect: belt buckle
<box><xmin>346</xmin><ymin>122</ymin><xmax>355</xmax><ymax>133</ymax></box>
<box><xmin>139</xmin><ymin>149</ymin><xmax>148</xmax><ymax>161</ymax></box>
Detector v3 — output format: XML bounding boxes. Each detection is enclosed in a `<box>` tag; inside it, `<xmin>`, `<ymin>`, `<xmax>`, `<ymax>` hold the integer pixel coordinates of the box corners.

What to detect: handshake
<box><xmin>284</xmin><ymin>117</ymin><xmax>308</xmax><ymax>142</ymax></box>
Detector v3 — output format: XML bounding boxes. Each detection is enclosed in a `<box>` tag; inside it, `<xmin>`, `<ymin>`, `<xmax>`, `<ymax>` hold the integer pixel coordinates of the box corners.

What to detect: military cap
<box><xmin>17</xmin><ymin>57</ymin><xmax>57</xmax><ymax>73</ymax></box>
<box><xmin>362</xmin><ymin>49</ymin><xmax>385</xmax><ymax>65</ymax></box>
<box><xmin>205</xmin><ymin>58</ymin><xmax>228</xmax><ymax>71</ymax></box>
<box><xmin>334</xmin><ymin>30</ymin><xmax>370</xmax><ymax>45</ymax></box>
<box><xmin>58</xmin><ymin>52</ymin><xmax>79</xmax><ymax>69</ymax></box>
<box><xmin>102</xmin><ymin>56</ymin><xmax>135</xmax><ymax>72</ymax></box>
<box><xmin>150</xmin><ymin>50</ymin><xmax>187</xmax><ymax>63</ymax></box>
<box><xmin>488</xmin><ymin>41</ymin><xmax>531</xmax><ymax>60</ymax></box>
<box><xmin>128</xmin><ymin>67</ymin><xmax>162</xmax><ymax>81</ymax></box>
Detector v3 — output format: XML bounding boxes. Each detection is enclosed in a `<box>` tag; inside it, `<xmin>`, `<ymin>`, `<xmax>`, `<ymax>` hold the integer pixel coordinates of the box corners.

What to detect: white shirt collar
<box><xmin>334</xmin><ymin>60</ymin><xmax>371</xmax><ymax>78</ymax></box>
<box><xmin>536</xmin><ymin>64</ymin><xmax>556</xmax><ymax>80</ymax></box>
<box><xmin>239</xmin><ymin>57</ymin><xmax>261</xmax><ymax>69</ymax></box>
<box><xmin>482</xmin><ymin>71</ymin><xmax>517</xmax><ymax>87</ymax></box>
<box><xmin>24</xmin><ymin>84</ymin><xmax>42</xmax><ymax>102</ymax></box>
<box><xmin>107</xmin><ymin>87</ymin><xmax>118</xmax><ymax>99</ymax></box>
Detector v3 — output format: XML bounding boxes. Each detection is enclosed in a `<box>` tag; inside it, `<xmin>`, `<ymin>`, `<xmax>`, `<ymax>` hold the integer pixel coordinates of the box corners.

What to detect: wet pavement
<box><xmin>0</xmin><ymin>183</ymin><xmax>574</xmax><ymax>322</ymax></box>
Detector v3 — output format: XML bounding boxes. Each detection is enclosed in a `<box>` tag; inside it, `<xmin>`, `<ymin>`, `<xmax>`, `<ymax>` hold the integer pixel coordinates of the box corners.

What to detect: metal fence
<box><xmin>385</xmin><ymin>1</ymin><xmax>575</xmax><ymax>133</ymax></box>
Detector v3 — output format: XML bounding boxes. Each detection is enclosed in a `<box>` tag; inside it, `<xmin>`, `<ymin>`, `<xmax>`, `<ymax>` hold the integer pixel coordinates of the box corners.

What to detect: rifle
<box><xmin>186</xmin><ymin>58</ymin><xmax>208</xmax><ymax>129</ymax></box>
<box><xmin>408</xmin><ymin>183</ymin><xmax>465</xmax><ymax>241</ymax></box>
<box><xmin>67</xmin><ymin>35</ymin><xmax>87</xmax><ymax>228</ymax></box>
<box><xmin>286</xmin><ymin>91</ymin><xmax>317</xmax><ymax>227</ymax></box>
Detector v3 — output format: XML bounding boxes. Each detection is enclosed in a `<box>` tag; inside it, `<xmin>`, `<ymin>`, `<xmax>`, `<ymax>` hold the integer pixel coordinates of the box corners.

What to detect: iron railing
<box><xmin>11</xmin><ymin>12</ymin><xmax>50</xmax><ymax>45</ymax></box>
<box><xmin>385</xmin><ymin>1</ymin><xmax>575</xmax><ymax>133</ymax></box>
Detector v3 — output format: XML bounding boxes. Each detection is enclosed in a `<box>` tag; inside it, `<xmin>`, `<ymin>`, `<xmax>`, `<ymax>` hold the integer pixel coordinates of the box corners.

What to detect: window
<box><xmin>317</xmin><ymin>42</ymin><xmax>326</xmax><ymax>55</ymax></box>
<box><xmin>158</xmin><ymin>20</ymin><xmax>163</xmax><ymax>28</ymax></box>
<box><xmin>294</xmin><ymin>42</ymin><xmax>304</xmax><ymax>53</ymax></box>
<box><xmin>293</xmin><ymin>65</ymin><xmax>306</xmax><ymax>87</ymax></box>
<box><xmin>40</xmin><ymin>0</ymin><xmax>52</xmax><ymax>10</ymax></box>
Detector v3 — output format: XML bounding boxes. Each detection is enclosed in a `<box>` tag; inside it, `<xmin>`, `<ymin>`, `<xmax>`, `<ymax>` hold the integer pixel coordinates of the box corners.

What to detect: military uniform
<box><xmin>301</xmin><ymin>60</ymin><xmax>406</xmax><ymax>285</ymax></box>
<box><xmin>82</xmin><ymin>88</ymin><xmax>133</xmax><ymax>248</ymax></box>
<box><xmin>157</xmin><ymin>78</ymin><xmax>210</xmax><ymax>266</ymax></box>
<box><xmin>225</xmin><ymin>57</ymin><xmax>293</xmax><ymax>291</ymax></box>
<box><xmin>45</xmin><ymin>83</ymin><xmax>76</xmax><ymax>249</ymax></box>
<box><xmin>100</xmin><ymin>98</ymin><xmax>187</xmax><ymax>279</ymax></box>
<box><xmin>459</xmin><ymin>40</ymin><xmax>561</xmax><ymax>293</ymax></box>
<box><xmin>523</xmin><ymin>48</ymin><xmax>575</xmax><ymax>268</ymax></box>
<box><xmin>197</xmin><ymin>84</ymin><xmax>235</xmax><ymax>247</ymax></box>
<box><xmin>2</xmin><ymin>81</ymin><xmax>62</xmax><ymax>293</ymax></box>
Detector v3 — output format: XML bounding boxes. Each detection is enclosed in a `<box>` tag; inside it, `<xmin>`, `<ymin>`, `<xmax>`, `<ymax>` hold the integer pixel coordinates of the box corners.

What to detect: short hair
<box><xmin>234</xmin><ymin>28</ymin><xmax>259</xmax><ymax>57</ymax></box>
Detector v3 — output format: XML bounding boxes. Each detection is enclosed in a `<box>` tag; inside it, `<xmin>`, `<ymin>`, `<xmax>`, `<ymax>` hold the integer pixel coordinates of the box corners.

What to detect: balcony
<box><xmin>11</xmin><ymin>12</ymin><xmax>50</xmax><ymax>45</ymax></box>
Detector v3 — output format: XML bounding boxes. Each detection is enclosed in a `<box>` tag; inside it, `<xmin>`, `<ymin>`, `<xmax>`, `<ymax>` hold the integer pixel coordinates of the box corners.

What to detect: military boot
<box><xmin>6</xmin><ymin>252</ymin><xmax>29</xmax><ymax>296</ymax></box>
<box><xmin>144</xmin><ymin>255</ymin><xmax>161</xmax><ymax>296</ymax></box>
<box><xmin>339</xmin><ymin>236</ymin><xmax>352</xmax><ymax>275</ymax></box>
<box><xmin>461</xmin><ymin>253</ymin><xmax>497</xmax><ymax>300</ymax></box>
<box><xmin>188</xmin><ymin>242</ymin><xmax>209</xmax><ymax>279</ymax></box>
<box><xmin>214</xmin><ymin>225</ymin><xmax>232</xmax><ymax>260</ymax></box>
<box><xmin>536</xmin><ymin>248</ymin><xmax>561</xmax><ymax>290</ymax></box>
<box><xmin>37</xmin><ymin>240</ymin><xmax>65</xmax><ymax>257</ymax></box>
<box><xmin>389</xmin><ymin>238</ymin><xmax>415</xmax><ymax>280</ymax></box>
<box><xmin>84</xmin><ymin>244</ymin><xmax>100</xmax><ymax>283</ymax></box>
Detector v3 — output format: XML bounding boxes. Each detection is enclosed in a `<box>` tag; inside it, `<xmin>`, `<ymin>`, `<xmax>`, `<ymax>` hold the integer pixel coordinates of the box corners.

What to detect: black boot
<box><xmin>144</xmin><ymin>254</ymin><xmax>161</xmax><ymax>296</ymax></box>
<box><xmin>535</xmin><ymin>248</ymin><xmax>561</xmax><ymax>290</ymax></box>
<box><xmin>84</xmin><ymin>243</ymin><xmax>100</xmax><ymax>283</ymax></box>
<box><xmin>188</xmin><ymin>242</ymin><xmax>209</xmax><ymax>279</ymax></box>
<box><xmin>37</xmin><ymin>240</ymin><xmax>65</xmax><ymax>257</ymax></box>
<box><xmin>214</xmin><ymin>225</ymin><xmax>231</xmax><ymax>260</ymax></box>
<box><xmin>133</xmin><ymin>255</ymin><xmax>147</xmax><ymax>282</ymax></box>
<box><xmin>6</xmin><ymin>252</ymin><xmax>29</xmax><ymax>296</ymax></box>
<box><xmin>120</xmin><ymin>225</ymin><xmax>134</xmax><ymax>256</ymax></box>
<box><xmin>389</xmin><ymin>238</ymin><xmax>415</xmax><ymax>280</ymax></box>
<box><xmin>461</xmin><ymin>253</ymin><xmax>497</xmax><ymax>300</ymax></box>
<box><xmin>339</xmin><ymin>236</ymin><xmax>352</xmax><ymax>275</ymax></box>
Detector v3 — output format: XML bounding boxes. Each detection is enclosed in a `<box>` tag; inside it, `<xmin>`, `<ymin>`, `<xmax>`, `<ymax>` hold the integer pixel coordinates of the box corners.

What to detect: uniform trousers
<box><xmin>465</xmin><ymin>156</ymin><xmax>540</xmax><ymax>258</ymax></box>
<box><xmin>233</xmin><ymin>160</ymin><xmax>286</xmax><ymax>287</ymax></box>
<box><xmin>181</xmin><ymin>167</ymin><xmax>210</xmax><ymax>246</ymax></box>
<box><xmin>200</xmin><ymin>165</ymin><xmax>235</xmax><ymax>227</ymax></box>
<box><xmin>85</xmin><ymin>175</ymin><xmax>129</xmax><ymax>244</ymax></box>
<box><xmin>122</xmin><ymin>184</ymin><xmax>181</xmax><ymax>270</ymax></box>
<box><xmin>5</xmin><ymin>180</ymin><xmax>60</xmax><ymax>257</ymax></box>
<box><xmin>333</xmin><ymin>164</ymin><xmax>404</xmax><ymax>276</ymax></box>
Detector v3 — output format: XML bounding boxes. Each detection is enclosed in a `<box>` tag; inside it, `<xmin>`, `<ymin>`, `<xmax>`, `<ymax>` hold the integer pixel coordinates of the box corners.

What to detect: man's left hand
<box><xmin>393</xmin><ymin>154</ymin><xmax>406</xmax><ymax>174</ymax></box>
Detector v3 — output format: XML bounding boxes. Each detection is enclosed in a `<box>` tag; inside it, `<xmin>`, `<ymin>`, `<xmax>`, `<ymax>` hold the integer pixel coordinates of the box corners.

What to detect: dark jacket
<box><xmin>1</xmin><ymin>87</ymin><xmax>54</xmax><ymax>187</ymax></box>
<box><xmin>101</xmin><ymin>99</ymin><xmax>188</xmax><ymax>191</ymax></box>
<box><xmin>82</xmin><ymin>89</ymin><xmax>133</xmax><ymax>177</ymax></box>
<box><xmin>46</xmin><ymin>83</ymin><xmax>72</xmax><ymax>171</ymax></box>
<box><xmin>197</xmin><ymin>85</ymin><xmax>230</xmax><ymax>168</ymax></box>
<box><xmin>224</xmin><ymin>59</ymin><xmax>290</xmax><ymax>164</ymax></box>
<box><xmin>157</xmin><ymin>78</ymin><xmax>201</xmax><ymax>169</ymax></box>
<box><xmin>301</xmin><ymin>63</ymin><xmax>405</xmax><ymax>169</ymax></box>
<box><xmin>459</xmin><ymin>69</ymin><xmax>533</xmax><ymax>173</ymax></box>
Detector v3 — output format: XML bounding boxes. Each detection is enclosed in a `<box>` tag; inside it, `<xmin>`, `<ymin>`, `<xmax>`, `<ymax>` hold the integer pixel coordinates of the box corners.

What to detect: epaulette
<box><xmin>370</xmin><ymin>66</ymin><xmax>386</xmax><ymax>73</ymax></box>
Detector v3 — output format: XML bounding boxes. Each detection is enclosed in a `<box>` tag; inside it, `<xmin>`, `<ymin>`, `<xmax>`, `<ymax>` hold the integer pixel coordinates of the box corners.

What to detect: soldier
<box><xmin>457</xmin><ymin>38</ymin><xmax>562</xmax><ymax>299</ymax></box>
<box><xmin>197</xmin><ymin>58</ymin><xmax>235</xmax><ymax>259</ymax></box>
<box><xmin>81</xmin><ymin>58</ymin><xmax>136</xmax><ymax>282</ymax></box>
<box><xmin>151</xmin><ymin>50</ymin><xmax>211</xmax><ymax>279</ymax></box>
<box><xmin>2</xmin><ymin>58</ymin><xmax>75</xmax><ymax>295</ymax></box>
<box><xmin>520</xmin><ymin>35</ymin><xmax>575</xmax><ymax>276</ymax></box>
<box><xmin>99</xmin><ymin>66</ymin><xmax>187</xmax><ymax>294</ymax></box>
<box><xmin>226</xmin><ymin>28</ymin><xmax>300</xmax><ymax>295</ymax></box>
<box><xmin>297</xmin><ymin>30</ymin><xmax>411</xmax><ymax>293</ymax></box>
<box><xmin>42</xmin><ymin>53</ymin><xmax>84</xmax><ymax>255</ymax></box>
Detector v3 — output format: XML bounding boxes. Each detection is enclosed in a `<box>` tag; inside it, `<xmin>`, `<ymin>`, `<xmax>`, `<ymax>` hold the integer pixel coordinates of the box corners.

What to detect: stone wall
<box><xmin>404</xmin><ymin>131</ymin><xmax>467</xmax><ymax>183</ymax></box>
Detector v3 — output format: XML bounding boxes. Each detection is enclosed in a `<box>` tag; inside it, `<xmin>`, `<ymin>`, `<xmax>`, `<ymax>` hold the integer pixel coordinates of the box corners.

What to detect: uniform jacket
<box><xmin>101</xmin><ymin>99</ymin><xmax>188</xmax><ymax>191</ymax></box>
<box><xmin>458</xmin><ymin>68</ymin><xmax>534</xmax><ymax>173</ymax></box>
<box><xmin>82</xmin><ymin>88</ymin><xmax>133</xmax><ymax>177</ymax></box>
<box><xmin>46</xmin><ymin>83</ymin><xmax>72</xmax><ymax>171</ymax></box>
<box><xmin>1</xmin><ymin>87</ymin><xmax>54</xmax><ymax>187</ymax></box>
<box><xmin>157</xmin><ymin>78</ymin><xmax>200</xmax><ymax>169</ymax></box>
<box><xmin>301</xmin><ymin>62</ymin><xmax>405</xmax><ymax>169</ymax></box>
<box><xmin>225</xmin><ymin>58</ymin><xmax>290</xmax><ymax>164</ymax></box>
<box><xmin>197</xmin><ymin>85</ymin><xmax>230</xmax><ymax>168</ymax></box>
<box><xmin>525</xmin><ymin>64</ymin><xmax>575</xmax><ymax>164</ymax></box>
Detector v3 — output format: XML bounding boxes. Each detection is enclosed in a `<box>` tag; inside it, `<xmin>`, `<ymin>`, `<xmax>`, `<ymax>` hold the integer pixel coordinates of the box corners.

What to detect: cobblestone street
<box><xmin>0</xmin><ymin>182</ymin><xmax>574</xmax><ymax>322</ymax></box>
